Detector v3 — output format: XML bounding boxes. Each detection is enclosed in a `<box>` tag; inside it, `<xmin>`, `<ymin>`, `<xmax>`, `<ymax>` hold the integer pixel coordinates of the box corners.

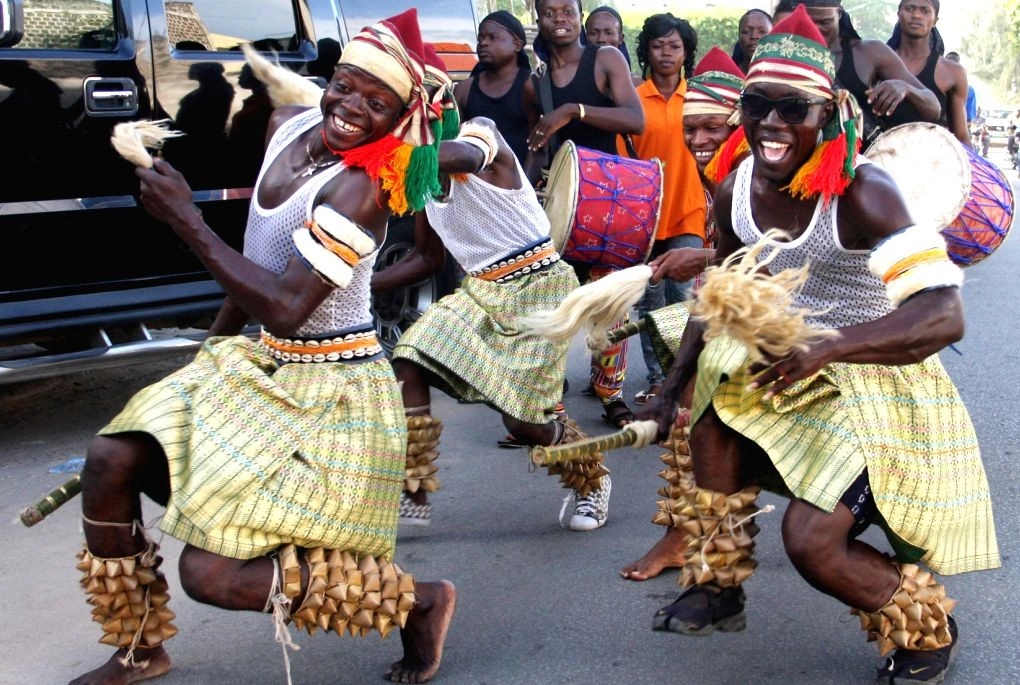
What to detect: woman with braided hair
<box><xmin>622</xmin><ymin>13</ymin><xmax>706</xmax><ymax>409</ymax></box>
<box><xmin>67</xmin><ymin>10</ymin><xmax>455</xmax><ymax>685</ymax></box>
<box><xmin>640</xmin><ymin>8</ymin><xmax>998</xmax><ymax>683</ymax></box>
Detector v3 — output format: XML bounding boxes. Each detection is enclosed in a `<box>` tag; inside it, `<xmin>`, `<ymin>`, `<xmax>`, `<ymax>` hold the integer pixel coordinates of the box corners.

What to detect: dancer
<box><xmin>642</xmin><ymin>9</ymin><xmax>999</xmax><ymax>684</ymax></box>
<box><xmin>67</xmin><ymin>10</ymin><xmax>456</xmax><ymax>684</ymax></box>
<box><xmin>374</xmin><ymin>57</ymin><xmax>609</xmax><ymax>531</ymax></box>
<box><xmin>620</xmin><ymin>46</ymin><xmax>747</xmax><ymax>581</ymax></box>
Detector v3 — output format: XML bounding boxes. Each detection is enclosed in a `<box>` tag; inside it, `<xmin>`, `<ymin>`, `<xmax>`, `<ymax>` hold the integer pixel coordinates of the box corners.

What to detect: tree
<box><xmin>961</xmin><ymin>0</ymin><xmax>1020</xmax><ymax>101</ymax></box>
<box><xmin>841</xmin><ymin>0</ymin><xmax>899</xmax><ymax>41</ymax></box>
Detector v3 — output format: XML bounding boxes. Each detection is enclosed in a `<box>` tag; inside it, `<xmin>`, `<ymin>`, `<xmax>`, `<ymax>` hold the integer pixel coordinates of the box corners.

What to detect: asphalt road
<box><xmin>1</xmin><ymin>165</ymin><xmax>1017</xmax><ymax>685</ymax></box>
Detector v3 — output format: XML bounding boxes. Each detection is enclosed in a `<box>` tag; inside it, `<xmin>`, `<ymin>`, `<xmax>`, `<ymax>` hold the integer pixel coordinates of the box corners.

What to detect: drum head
<box><xmin>864</xmin><ymin>123</ymin><xmax>970</xmax><ymax>229</ymax></box>
<box><xmin>542</xmin><ymin>140</ymin><xmax>580</xmax><ymax>253</ymax></box>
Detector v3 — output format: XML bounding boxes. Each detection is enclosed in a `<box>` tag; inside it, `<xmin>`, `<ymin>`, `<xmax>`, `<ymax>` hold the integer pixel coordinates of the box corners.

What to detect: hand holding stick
<box><xmin>531</xmin><ymin>420</ymin><xmax>659</xmax><ymax>466</ymax></box>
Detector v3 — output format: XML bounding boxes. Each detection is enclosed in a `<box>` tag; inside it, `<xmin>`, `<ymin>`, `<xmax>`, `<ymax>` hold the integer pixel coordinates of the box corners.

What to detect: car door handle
<box><xmin>83</xmin><ymin>77</ymin><xmax>138</xmax><ymax>116</ymax></box>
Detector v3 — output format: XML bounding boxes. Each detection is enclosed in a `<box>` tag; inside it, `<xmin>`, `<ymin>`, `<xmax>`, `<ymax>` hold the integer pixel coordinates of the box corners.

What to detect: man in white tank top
<box><xmin>66</xmin><ymin>11</ymin><xmax>457</xmax><ymax>685</ymax></box>
<box><xmin>374</xmin><ymin>58</ymin><xmax>613</xmax><ymax>533</ymax></box>
<box><xmin>638</xmin><ymin>9</ymin><xmax>997</xmax><ymax>685</ymax></box>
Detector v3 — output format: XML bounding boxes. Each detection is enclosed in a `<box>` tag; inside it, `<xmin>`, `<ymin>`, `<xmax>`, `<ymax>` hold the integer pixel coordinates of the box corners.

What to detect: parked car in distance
<box><xmin>0</xmin><ymin>0</ymin><xmax>475</xmax><ymax>386</ymax></box>
<box><xmin>982</xmin><ymin>108</ymin><xmax>1015</xmax><ymax>147</ymax></box>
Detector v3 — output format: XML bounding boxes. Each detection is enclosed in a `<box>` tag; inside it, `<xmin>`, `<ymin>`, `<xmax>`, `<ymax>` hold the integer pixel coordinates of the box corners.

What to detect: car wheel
<box><xmin>371</xmin><ymin>217</ymin><xmax>461</xmax><ymax>356</ymax></box>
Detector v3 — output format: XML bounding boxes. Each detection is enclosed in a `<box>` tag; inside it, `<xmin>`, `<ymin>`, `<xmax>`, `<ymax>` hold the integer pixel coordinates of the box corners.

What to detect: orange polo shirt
<box><xmin>618</xmin><ymin>78</ymin><xmax>707</xmax><ymax>243</ymax></box>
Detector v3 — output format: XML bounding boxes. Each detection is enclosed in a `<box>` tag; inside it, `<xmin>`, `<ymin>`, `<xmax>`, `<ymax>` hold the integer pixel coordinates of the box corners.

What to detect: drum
<box><xmin>943</xmin><ymin>146</ymin><xmax>1014</xmax><ymax>266</ymax></box>
<box><xmin>864</xmin><ymin>122</ymin><xmax>1014</xmax><ymax>267</ymax></box>
<box><xmin>543</xmin><ymin>140</ymin><xmax>663</xmax><ymax>270</ymax></box>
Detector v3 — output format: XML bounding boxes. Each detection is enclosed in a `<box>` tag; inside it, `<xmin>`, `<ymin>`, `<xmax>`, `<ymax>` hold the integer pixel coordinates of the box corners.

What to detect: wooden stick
<box><xmin>20</xmin><ymin>474</ymin><xmax>81</xmax><ymax>527</ymax></box>
<box><xmin>530</xmin><ymin>420</ymin><xmax>659</xmax><ymax>465</ymax></box>
<box><xmin>606</xmin><ymin>318</ymin><xmax>647</xmax><ymax>344</ymax></box>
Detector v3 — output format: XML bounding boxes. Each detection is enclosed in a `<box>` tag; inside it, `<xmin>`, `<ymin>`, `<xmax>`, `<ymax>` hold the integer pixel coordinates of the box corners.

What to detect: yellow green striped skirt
<box><xmin>99</xmin><ymin>335</ymin><xmax>406</xmax><ymax>561</ymax></box>
<box><xmin>393</xmin><ymin>260</ymin><xmax>579</xmax><ymax>424</ymax></box>
<box><xmin>644</xmin><ymin>302</ymin><xmax>690</xmax><ymax>372</ymax></box>
<box><xmin>691</xmin><ymin>336</ymin><xmax>999</xmax><ymax>576</ymax></box>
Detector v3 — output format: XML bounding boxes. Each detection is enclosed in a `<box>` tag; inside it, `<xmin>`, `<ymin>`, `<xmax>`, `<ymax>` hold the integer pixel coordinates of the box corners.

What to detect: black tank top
<box><xmin>836</xmin><ymin>38</ymin><xmax>948</xmax><ymax>146</ymax></box>
<box><xmin>883</xmin><ymin>49</ymin><xmax>948</xmax><ymax>129</ymax></box>
<box><xmin>465</xmin><ymin>67</ymin><xmax>531</xmax><ymax>165</ymax></box>
<box><xmin>548</xmin><ymin>44</ymin><xmax>617</xmax><ymax>154</ymax></box>
<box><xmin>835</xmin><ymin>38</ymin><xmax>883</xmax><ymax>147</ymax></box>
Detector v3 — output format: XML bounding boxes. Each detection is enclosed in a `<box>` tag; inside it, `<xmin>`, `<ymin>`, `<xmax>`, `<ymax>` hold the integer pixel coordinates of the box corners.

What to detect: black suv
<box><xmin>0</xmin><ymin>0</ymin><xmax>474</xmax><ymax>384</ymax></box>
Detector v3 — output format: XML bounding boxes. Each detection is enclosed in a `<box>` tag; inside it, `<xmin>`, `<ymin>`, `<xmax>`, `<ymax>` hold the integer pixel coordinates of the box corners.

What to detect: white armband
<box><xmin>455</xmin><ymin>122</ymin><xmax>498</xmax><ymax>171</ymax></box>
<box><xmin>868</xmin><ymin>225</ymin><xmax>963</xmax><ymax>307</ymax></box>
<box><xmin>293</xmin><ymin>204</ymin><xmax>377</xmax><ymax>288</ymax></box>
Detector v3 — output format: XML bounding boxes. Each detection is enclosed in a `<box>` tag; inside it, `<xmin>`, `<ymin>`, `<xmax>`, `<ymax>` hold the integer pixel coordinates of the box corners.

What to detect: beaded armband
<box><xmin>455</xmin><ymin>122</ymin><xmax>499</xmax><ymax>171</ymax></box>
<box><xmin>293</xmin><ymin>204</ymin><xmax>378</xmax><ymax>288</ymax></box>
<box><xmin>868</xmin><ymin>225</ymin><xmax>963</xmax><ymax>307</ymax></box>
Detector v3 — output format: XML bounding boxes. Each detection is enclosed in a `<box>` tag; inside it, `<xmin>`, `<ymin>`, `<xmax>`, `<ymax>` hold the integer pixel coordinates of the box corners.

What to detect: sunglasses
<box><xmin>740</xmin><ymin>93</ymin><xmax>830</xmax><ymax>125</ymax></box>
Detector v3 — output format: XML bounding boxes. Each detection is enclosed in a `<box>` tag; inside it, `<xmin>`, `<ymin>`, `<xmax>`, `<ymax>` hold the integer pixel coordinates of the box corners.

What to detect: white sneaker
<box><xmin>559</xmin><ymin>475</ymin><xmax>611</xmax><ymax>531</ymax></box>
<box><xmin>398</xmin><ymin>491</ymin><xmax>431</xmax><ymax>526</ymax></box>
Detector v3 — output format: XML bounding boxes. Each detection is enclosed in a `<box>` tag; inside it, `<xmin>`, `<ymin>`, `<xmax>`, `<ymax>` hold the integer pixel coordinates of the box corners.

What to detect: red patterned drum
<box><xmin>864</xmin><ymin>122</ymin><xmax>1013</xmax><ymax>267</ymax></box>
<box><xmin>543</xmin><ymin>141</ymin><xmax>663</xmax><ymax>270</ymax></box>
<box><xmin>944</xmin><ymin>146</ymin><xmax>1014</xmax><ymax>266</ymax></box>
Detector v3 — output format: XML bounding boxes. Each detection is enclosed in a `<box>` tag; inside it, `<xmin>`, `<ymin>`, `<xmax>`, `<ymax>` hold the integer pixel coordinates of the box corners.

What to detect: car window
<box><xmin>12</xmin><ymin>0</ymin><xmax>117</xmax><ymax>50</ymax></box>
<box><xmin>338</xmin><ymin>0</ymin><xmax>478</xmax><ymax>45</ymax></box>
<box><xmin>165</xmin><ymin>0</ymin><xmax>302</xmax><ymax>53</ymax></box>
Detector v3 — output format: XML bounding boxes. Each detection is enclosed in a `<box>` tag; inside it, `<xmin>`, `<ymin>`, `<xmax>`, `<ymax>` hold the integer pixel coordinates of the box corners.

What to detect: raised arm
<box><xmin>862</xmin><ymin>40</ymin><xmax>940</xmax><ymax>121</ymax></box>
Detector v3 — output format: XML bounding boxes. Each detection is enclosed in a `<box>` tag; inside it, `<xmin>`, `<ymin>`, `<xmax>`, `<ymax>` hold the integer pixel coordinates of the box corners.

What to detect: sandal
<box><xmin>651</xmin><ymin>584</ymin><xmax>746</xmax><ymax>635</ymax></box>
<box><xmin>633</xmin><ymin>384</ymin><xmax>662</xmax><ymax>406</ymax></box>
<box><xmin>601</xmin><ymin>399</ymin><xmax>635</xmax><ymax>428</ymax></box>
<box><xmin>497</xmin><ymin>434</ymin><xmax>526</xmax><ymax>449</ymax></box>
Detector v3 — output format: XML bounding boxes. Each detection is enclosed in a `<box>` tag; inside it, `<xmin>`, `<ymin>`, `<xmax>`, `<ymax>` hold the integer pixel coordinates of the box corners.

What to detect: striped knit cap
<box><xmin>745</xmin><ymin>4</ymin><xmax>862</xmax><ymax>200</ymax></box>
<box><xmin>687</xmin><ymin>47</ymin><xmax>749</xmax><ymax>184</ymax></box>
<box><xmin>334</xmin><ymin>9</ymin><xmax>437</xmax><ymax>215</ymax></box>
<box><xmin>686</xmin><ymin>46</ymin><xmax>746</xmax><ymax>123</ymax></box>
<box><xmin>745</xmin><ymin>4</ymin><xmax>835</xmax><ymax>99</ymax></box>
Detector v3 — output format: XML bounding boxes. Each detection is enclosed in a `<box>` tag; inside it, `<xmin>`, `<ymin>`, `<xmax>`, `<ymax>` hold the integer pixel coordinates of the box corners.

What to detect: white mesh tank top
<box><xmin>243</xmin><ymin>108</ymin><xmax>378</xmax><ymax>336</ymax></box>
<box><xmin>424</xmin><ymin>158</ymin><xmax>551</xmax><ymax>273</ymax></box>
<box><xmin>731</xmin><ymin>157</ymin><xmax>893</xmax><ymax>328</ymax></box>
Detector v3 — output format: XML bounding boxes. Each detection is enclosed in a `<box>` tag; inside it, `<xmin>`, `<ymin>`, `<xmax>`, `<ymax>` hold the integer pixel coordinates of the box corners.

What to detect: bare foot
<box><xmin>385</xmin><ymin>580</ymin><xmax>456</xmax><ymax>683</ymax></box>
<box><xmin>69</xmin><ymin>647</ymin><xmax>170</xmax><ymax>685</ymax></box>
<box><xmin>619</xmin><ymin>528</ymin><xmax>688</xmax><ymax>581</ymax></box>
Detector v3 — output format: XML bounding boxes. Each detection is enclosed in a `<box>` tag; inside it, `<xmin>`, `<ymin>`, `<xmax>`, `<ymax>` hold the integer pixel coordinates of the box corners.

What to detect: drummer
<box><xmin>797</xmin><ymin>0</ymin><xmax>941</xmax><ymax>147</ymax></box>
<box><xmin>527</xmin><ymin>0</ymin><xmax>645</xmax><ymax>477</ymax></box>
<box><xmin>373</xmin><ymin>51</ymin><xmax>608</xmax><ymax>532</ymax></box>
<box><xmin>886</xmin><ymin>0</ymin><xmax>973</xmax><ymax>147</ymax></box>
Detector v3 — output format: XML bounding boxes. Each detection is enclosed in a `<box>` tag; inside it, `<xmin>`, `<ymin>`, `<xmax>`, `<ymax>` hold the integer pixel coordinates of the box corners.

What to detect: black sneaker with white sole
<box><xmin>652</xmin><ymin>583</ymin><xmax>747</xmax><ymax>635</ymax></box>
<box><xmin>876</xmin><ymin>615</ymin><xmax>959</xmax><ymax>684</ymax></box>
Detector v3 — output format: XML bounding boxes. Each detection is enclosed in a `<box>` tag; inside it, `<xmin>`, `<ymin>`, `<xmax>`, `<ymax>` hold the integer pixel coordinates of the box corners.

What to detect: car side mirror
<box><xmin>0</xmin><ymin>0</ymin><xmax>25</xmax><ymax>47</ymax></box>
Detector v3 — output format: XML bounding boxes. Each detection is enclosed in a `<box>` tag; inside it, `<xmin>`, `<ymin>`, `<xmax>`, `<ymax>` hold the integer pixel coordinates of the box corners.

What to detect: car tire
<box><xmin>371</xmin><ymin>216</ymin><xmax>462</xmax><ymax>356</ymax></box>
